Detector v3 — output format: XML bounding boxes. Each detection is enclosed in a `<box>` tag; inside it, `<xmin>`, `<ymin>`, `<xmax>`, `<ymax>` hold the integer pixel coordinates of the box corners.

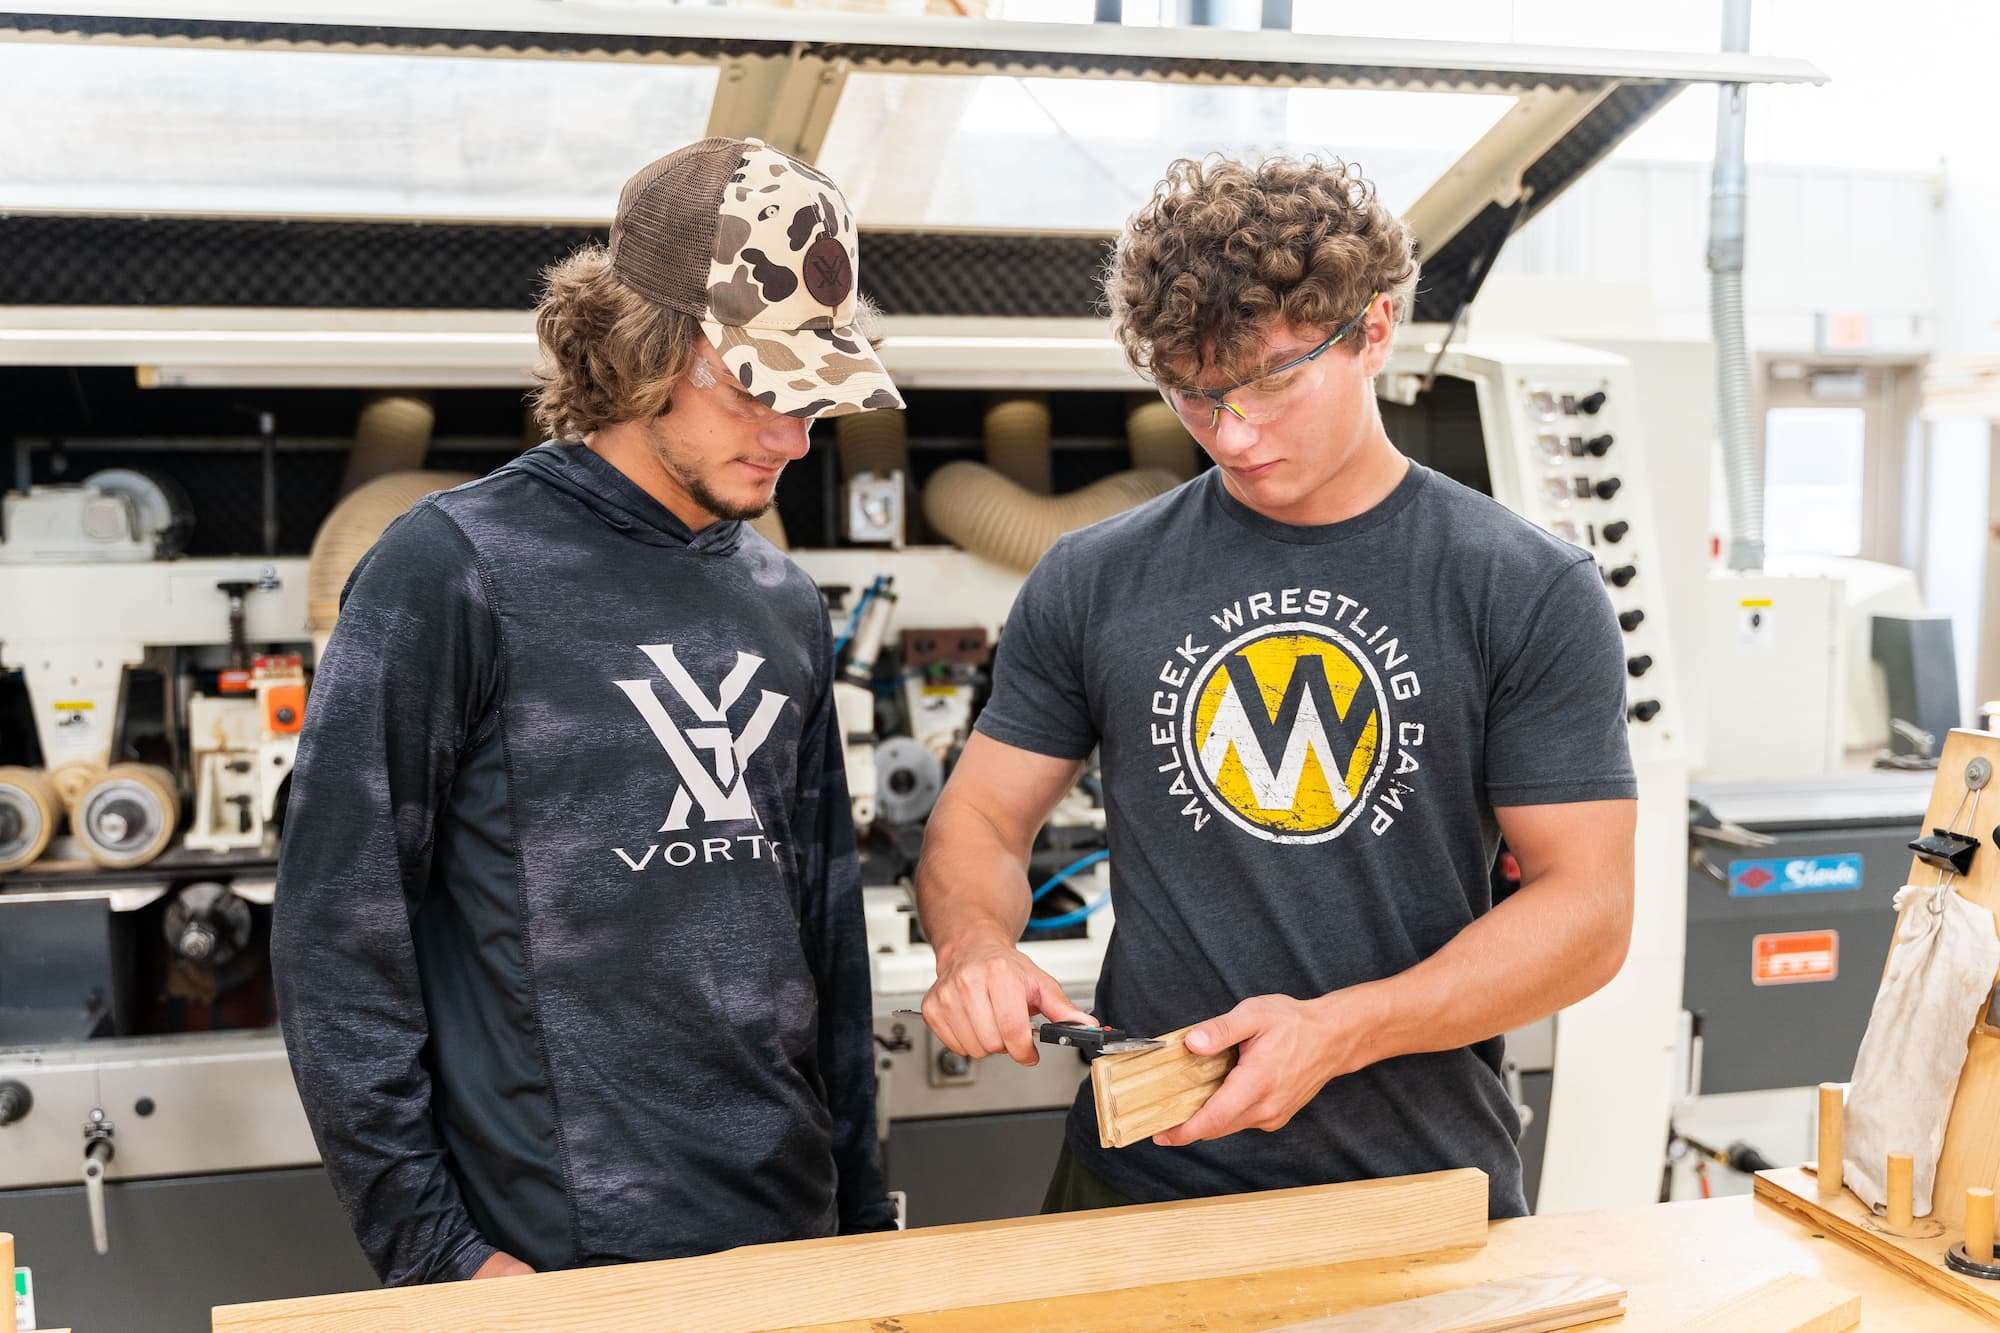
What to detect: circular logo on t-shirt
<box><xmin>1180</xmin><ymin>622</ymin><xmax>1391</xmax><ymax>844</ymax></box>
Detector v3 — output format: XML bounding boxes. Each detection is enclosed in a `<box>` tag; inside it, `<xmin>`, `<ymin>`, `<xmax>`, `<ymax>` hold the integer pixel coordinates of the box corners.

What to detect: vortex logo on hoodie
<box><xmin>614</xmin><ymin>644</ymin><xmax>788</xmax><ymax>832</ymax></box>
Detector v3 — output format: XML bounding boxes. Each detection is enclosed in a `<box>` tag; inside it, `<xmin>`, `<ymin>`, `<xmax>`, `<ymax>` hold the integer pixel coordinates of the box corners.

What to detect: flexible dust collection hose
<box><xmin>307</xmin><ymin>470</ymin><xmax>477</xmax><ymax>654</ymax></box>
<box><xmin>1709</xmin><ymin>0</ymin><xmax>1762</xmax><ymax>571</ymax></box>
<box><xmin>1711</xmin><ymin>269</ymin><xmax>1761</xmax><ymax>571</ymax></box>
<box><xmin>835</xmin><ymin>409</ymin><xmax>909</xmax><ymax>482</ymax></box>
<box><xmin>1125</xmin><ymin>399</ymin><xmax>1199</xmax><ymax>480</ymax></box>
<box><xmin>925</xmin><ymin>393</ymin><xmax>1180</xmax><ymax>569</ymax></box>
<box><xmin>341</xmin><ymin>394</ymin><xmax>437</xmax><ymax>497</ymax></box>
<box><xmin>923</xmin><ymin>464</ymin><xmax>1180</xmax><ymax>571</ymax></box>
<box><xmin>982</xmin><ymin>396</ymin><xmax>1053</xmax><ymax>495</ymax></box>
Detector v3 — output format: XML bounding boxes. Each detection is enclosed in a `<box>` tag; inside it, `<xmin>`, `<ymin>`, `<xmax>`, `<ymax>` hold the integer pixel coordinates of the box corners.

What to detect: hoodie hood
<box><xmin>506</xmin><ymin>441</ymin><xmax>745</xmax><ymax>555</ymax></box>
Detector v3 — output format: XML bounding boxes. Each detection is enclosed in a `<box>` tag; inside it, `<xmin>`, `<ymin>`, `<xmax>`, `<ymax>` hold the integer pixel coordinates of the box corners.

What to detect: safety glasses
<box><xmin>1156</xmin><ymin>295</ymin><xmax>1379</xmax><ymax>431</ymax></box>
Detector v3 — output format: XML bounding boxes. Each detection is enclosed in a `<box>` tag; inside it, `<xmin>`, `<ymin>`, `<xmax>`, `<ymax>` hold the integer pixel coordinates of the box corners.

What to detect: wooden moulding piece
<box><xmin>213</xmin><ymin>1168</ymin><xmax>1490</xmax><ymax>1333</ymax></box>
<box><xmin>1756</xmin><ymin>1166</ymin><xmax>2000</xmax><ymax>1324</ymax></box>
<box><xmin>1092</xmin><ymin>1023</ymin><xmax>1236</xmax><ymax>1149</ymax></box>
<box><xmin>1270</xmin><ymin>1270</ymin><xmax>1625</xmax><ymax>1332</ymax></box>
<box><xmin>1816</xmin><ymin>1083</ymin><xmax>1844</xmax><ymax>1200</ymax></box>
<box><xmin>1668</xmin><ymin>1273</ymin><xmax>1859</xmax><ymax>1332</ymax></box>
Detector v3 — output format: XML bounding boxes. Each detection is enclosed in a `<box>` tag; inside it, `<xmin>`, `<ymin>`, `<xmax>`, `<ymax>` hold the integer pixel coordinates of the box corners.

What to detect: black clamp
<box><xmin>1911</xmin><ymin>829</ymin><xmax>1980</xmax><ymax>877</ymax></box>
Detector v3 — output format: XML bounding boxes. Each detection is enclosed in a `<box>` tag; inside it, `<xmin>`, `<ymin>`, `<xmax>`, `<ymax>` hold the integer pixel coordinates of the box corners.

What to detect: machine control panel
<box><xmin>1440</xmin><ymin>346</ymin><xmax>1683</xmax><ymax>769</ymax></box>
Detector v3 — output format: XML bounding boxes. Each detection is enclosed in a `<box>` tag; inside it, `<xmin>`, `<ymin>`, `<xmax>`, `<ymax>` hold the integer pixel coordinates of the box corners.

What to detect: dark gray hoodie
<box><xmin>272</xmin><ymin>441</ymin><xmax>890</xmax><ymax>1286</ymax></box>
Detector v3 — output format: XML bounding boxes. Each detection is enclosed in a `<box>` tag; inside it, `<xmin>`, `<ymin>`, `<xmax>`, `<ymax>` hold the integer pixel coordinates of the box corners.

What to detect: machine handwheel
<box><xmin>0</xmin><ymin>766</ymin><xmax>61</xmax><ymax>874</ymax></box>
<box><xmin>75</xmin><ymin>763</ymin><xmax>179</xmax><ymax>868</ymax></box>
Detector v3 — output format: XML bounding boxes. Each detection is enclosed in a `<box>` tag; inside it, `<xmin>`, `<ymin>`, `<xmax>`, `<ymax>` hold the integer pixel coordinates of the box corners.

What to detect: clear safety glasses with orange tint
<box><xmin>1156</xmin><ymin>295</ymin><xmax>1378</xmax><ymax>432</ymax></box>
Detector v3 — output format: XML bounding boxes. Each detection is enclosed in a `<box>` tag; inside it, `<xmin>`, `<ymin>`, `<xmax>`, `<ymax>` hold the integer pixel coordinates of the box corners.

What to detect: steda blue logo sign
<box><xmin>1729</xmin><ymin>853</ymin><xmax>1864</xmax><ymax>897</ymax></box>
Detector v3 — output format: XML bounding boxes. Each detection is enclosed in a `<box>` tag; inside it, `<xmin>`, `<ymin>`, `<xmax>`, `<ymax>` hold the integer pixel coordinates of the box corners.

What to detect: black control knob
<box><xmin>1618</xmin><ymin>609</ymin><xmax>1646</xmax><ymax>633</ymax></box>
<box><xmin>1603</xmin><ymin>520</ymin><xmax>1630</xmax><ymax>544</ymax></box>
<box><xmin>1578</xmin><ymin>391</ymin><xmax>1607</xmax><ymax>415</ymax></box>
<box><xmin>1585</xmin><ymin>434</ymin><xmax>1615</xmax><ymax>457</ymax></box>
<box><xmin>1593</xmin><ymin>477</ymin><xmax>1623</xmax><ymax>501</ymax></box>
<box><xmin>1629</xmin><ymin>699</ymin><xmax>1663</xmax><ymax>723</ymax></box>
<box><xmin>1627</xmin><ymin>654</ymin><xmax>1654</xmax><ymax>678</ymax></box>
<box><xmin>276</xmin><ymin>706</ymin><xmax>296</xmax><ymax>726</ymax></box>
<box><xmin>1607</xmin><ymin>564</ymin><xmax>1638</xmax><ymax>588</ymax></box>
<box><xmin>0</xmin><ymin>1079</ymin><xmax>30</xmax><ymax>1125</ymax></box>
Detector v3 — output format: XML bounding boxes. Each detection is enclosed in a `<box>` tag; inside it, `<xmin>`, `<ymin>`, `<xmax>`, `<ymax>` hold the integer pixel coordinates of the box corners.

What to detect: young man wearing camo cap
<box><xmin>273</xmin><ymin>137</ymin><xmax>904</xmax><ymax>1284</ymax></box>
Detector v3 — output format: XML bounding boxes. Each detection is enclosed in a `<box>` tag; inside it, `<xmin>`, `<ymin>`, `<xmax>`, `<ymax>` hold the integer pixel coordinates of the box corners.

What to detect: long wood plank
<box><xmin>1670</xmin><ymin>1273</ymin><xmax>1860</xmax><ymax>1332</ymax></box>
<box><xmin>1268</xmin><ymin>1271</ymin><xmax>1624</xmax><ymax>1331</ymax></box>
<box><xmin>1093</xmin><ymin>1024</ymin><xmax>1237</xmax><ymax>1149</ymax></box>
<box><xmin>213</xmin><ymin>1168</ymin><xmax>1488</xmax><ymax>1332</ymax></box>
<box><xmin>1755</xmin><ymin>1166</ymin><xmax>2000</xmax><ymax>1323</ymax></box>
<box><xmin>791</xmin><ymin>1189</ymin><xmax>1981</xmax><ymax>1332</ymax></box>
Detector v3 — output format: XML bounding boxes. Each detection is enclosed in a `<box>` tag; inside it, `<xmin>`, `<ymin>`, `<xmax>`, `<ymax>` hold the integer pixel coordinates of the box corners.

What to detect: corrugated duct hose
<box><xmin>922</xmin><ymin>396</ymin><xmax>1181</xmax><ymax>571</ymax></box>
<box><xmin>1711</xmin><ymin>0</ymin><xmax>1763</xmax><ymax>572</ymax></box>
<box><xmin>1713</xmin><ymin>269</ymin><xmax>1760</xmax><ymax>570</ymax></box>
<box><xmin>309</xmin><ymin>398</ymin><xmax>472</xmax><ymax>654</ymax></box>
<box><xmin>308</xmin><ymin>471</ymin><xmax>477</xmax><ymax>656</ymax></box>
<box><xmin>1124</xmin><ymin>399</ymin><xmax>1200</xmax><ymax>480</ymax></box>
<box><xmin>341</xmin><ymin>394</ymin><xmax>438</xmax><ymax>496</ymax></box>
<box><xmin>983</xmin><ymin>396</ymin><xmax>1054</xmax><ymax>494</ymax></box>
<box><xmin>836</xmin><ymin>408</ymin><xmax>909</xmax><ymax>481</ymax></box>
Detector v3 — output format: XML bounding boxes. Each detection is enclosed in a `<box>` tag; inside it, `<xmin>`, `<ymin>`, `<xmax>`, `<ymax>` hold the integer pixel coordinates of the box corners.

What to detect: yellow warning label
<box><xmin>1738</xmin><ymin>598</ymin><xmax>1774</xmax><ymax>609</ymax></box>
<box><xmin>52</xmin><ymin>700</ymin><xmax>96</xmax><ymax>711</ymax></box>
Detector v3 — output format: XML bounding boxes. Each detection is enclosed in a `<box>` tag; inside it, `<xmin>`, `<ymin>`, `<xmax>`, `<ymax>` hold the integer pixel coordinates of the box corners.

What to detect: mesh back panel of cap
<box><xmin>608</xmin><ymin>137</ymin><xmax>742</xmax><ymax>316</ymax></box>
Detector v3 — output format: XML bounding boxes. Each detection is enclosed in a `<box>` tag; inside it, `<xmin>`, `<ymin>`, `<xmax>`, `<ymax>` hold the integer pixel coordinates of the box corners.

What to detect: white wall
<box><xmin>1495</xmin><ymin>161</ymin><xmax>1939</xmax><ymax>355</ymax></box>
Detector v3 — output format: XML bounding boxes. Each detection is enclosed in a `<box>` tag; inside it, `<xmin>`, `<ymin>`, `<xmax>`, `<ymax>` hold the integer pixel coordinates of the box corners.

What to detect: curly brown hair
<box><xmin>529</xmin><ymin>242</ymin><xmax>701</xmax><ymax>441</ymax></box>
<box><xmin>1105</xmin><ymin>155</ymin><xmax>1419</xmax><ymax>385</ymax></box>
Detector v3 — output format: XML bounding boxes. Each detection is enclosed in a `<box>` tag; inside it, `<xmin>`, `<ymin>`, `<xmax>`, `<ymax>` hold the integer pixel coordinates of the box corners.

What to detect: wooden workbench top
<box><xmin>791</xmin><ymin>1193</ymin><xmax>1986</xmax><ymax>1331</ymax></box>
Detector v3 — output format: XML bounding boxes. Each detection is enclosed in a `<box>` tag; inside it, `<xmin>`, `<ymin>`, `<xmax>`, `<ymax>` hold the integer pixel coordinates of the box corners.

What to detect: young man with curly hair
<box><xmin>914</xmin><ymin>156</ymin><xmax>1637</xmax><ymax>1218</ymax></box>
<box><xmin>273</xmin><ymin>138</ymin><xmax>903</xmax><ymax>1285</ymax></box>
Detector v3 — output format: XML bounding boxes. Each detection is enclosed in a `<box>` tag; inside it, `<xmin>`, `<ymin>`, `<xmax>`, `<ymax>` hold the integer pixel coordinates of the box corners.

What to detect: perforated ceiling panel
<box><xmin>0</xmin><ymin>216</ymin><xmax>1115</xmax><ymax>318</ymax></box>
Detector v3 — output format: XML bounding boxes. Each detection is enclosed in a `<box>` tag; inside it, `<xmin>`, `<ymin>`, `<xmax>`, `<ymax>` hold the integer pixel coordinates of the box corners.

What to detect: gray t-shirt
<box><xmin>974</xmin><ymin>460</ymin><xmax>1636</xmax><ymax>1217</ymax></box>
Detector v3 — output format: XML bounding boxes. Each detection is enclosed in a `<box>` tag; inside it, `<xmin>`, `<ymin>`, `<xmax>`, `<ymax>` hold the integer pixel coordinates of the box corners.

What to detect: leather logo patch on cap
<box><xmin>803</xmin><ymin>235</ymin><xmax>853</xmax><ymax>309</ymax></box>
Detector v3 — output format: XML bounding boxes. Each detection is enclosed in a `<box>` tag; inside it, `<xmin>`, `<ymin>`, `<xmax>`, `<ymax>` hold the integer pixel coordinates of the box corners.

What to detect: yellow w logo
<box><xmin>1192</xmin><ymin>633</ymin><xmax>1381</xmax><ymax>835</ymax></box>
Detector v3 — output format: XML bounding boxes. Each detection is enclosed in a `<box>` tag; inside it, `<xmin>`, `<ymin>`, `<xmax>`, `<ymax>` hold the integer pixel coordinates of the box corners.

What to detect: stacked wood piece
<box><xmin>1275</xmin><ymin>1271</ymin><xmax>1625</xmax><ymax>1331</ymax></box>
<box><xmin>1091</xmin><ymin>1023</ymin><xmax>1236</xmax><ymax>1149</ymax></box>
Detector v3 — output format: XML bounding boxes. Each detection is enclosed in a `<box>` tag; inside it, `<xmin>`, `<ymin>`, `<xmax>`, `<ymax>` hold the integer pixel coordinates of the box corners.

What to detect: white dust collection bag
<box><xmin>1843</xmin><ymin>881</ymin><xmax>2000</xmax><ymax>1216</ymax></box>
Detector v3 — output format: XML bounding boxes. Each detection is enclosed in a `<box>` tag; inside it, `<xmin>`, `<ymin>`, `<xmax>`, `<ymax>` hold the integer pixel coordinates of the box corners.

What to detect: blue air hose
<box><xmin>1025</xmin><ymin>848</ymin><xmax>1110</xmax><ymax>931</ymax></box>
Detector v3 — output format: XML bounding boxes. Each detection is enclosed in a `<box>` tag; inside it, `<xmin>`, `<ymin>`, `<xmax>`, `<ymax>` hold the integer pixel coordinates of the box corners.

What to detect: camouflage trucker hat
<box><xmin>608</xmin><ymin>136</ymin><xmax>904</xmax><ymax>420</ymax></box>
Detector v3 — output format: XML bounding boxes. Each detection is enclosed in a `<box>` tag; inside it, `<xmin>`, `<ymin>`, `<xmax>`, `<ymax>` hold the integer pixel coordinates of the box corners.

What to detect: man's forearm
<box><xmin>914</xmin><ymin>794</ymin><xmax>1033</xmax><ymax>965</ymax></box>
<box><xmin>1341</xmin><ymin>871</ymin><xmax>1631</xmax><ymax>1070</ymax></box>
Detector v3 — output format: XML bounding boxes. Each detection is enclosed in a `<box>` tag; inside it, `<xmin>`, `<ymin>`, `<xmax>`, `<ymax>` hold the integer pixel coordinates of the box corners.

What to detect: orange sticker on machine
<box><xmin>1753</xmin><ymin>930</ymin><xmax>1839</xmax><ymax>986</ymax></box>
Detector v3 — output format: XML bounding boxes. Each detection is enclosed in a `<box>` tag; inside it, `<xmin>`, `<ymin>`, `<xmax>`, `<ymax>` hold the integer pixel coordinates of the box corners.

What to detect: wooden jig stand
<box><xmin>1756</xmin><ymin>729</ymin><xmax>2000</xmax><ymax>1320</ymax></box>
